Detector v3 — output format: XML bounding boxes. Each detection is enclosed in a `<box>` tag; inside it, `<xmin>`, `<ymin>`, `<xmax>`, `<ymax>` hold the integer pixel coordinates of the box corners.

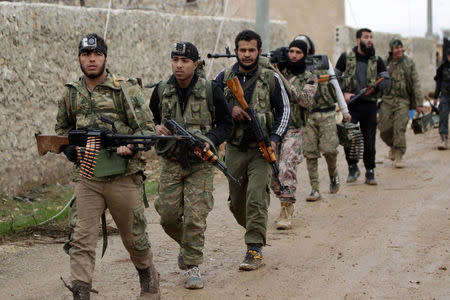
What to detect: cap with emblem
<box><xmin>171</xmin><ymin>42</ymin><xmax>199</xmax><ymax>62</ymax></box>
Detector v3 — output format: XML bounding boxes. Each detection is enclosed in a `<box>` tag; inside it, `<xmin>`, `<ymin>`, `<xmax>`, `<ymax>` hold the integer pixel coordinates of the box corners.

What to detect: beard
<box><xmin>286</xmin><ymin>58</ymin><xmax>306</xmax><ymax>75</ymax></box>
<box><xmin>80</xmin><ymin>61</ymin><xmax>106</xmax><ymax>79</ymax></box>
<box><xmin>360</xmin><ymin>42</ymin><xmax>375</xmax><ymax>57</ymax></box>
<box><xmin>237</xmin><ymin>55</ymin><xmax>259</xmax><ymax>71</ymax></box>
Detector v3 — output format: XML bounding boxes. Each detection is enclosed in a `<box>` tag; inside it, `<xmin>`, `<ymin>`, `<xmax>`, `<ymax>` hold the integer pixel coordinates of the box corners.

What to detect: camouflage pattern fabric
<box><xmin>55</xmin><ymin>71</ymin><xmax>155</xmax><ymax>180</ymax></box>
<box><xmin>380</xmin><ymin>55</ymin><xmax>422</xmax><ymax>153</ymax></box>
<box><xmin>270</xmin><ymin>128</ymin><xmax>303</xmax><ymax>202</ymax></box>
<box><xmin>342</xmin><ymin>51</ymin><xmax>379</xmax><ymax>101</ymax></box>
<box><xmin>303</xmin><ymin>111</ymin><xmax>339</xmax><ymax>190</ymax></box>
<box><xmin>155</xmin><ymin>160</ymin><xmax>214</xmax><ymax>265</ymax></box>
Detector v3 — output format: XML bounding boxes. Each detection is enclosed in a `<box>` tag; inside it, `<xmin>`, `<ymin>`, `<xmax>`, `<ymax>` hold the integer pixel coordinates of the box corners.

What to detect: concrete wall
<box><xmin>0</xmin><ymin>2</ymin><xmax>287</xmax><ymax>197</ymax></box>
<box><xmin>226</xmin><ymin>0</ymin><xmax>345</xmax><ymax>62</ymax></box>
<box><xmin>334</xmin><ymin>26</ymin><xmax>436</xmax><ymax>93</ymax></box>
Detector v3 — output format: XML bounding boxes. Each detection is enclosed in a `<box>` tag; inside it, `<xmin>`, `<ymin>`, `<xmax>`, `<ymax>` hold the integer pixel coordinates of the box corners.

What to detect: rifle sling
<box><xmin>117</xmin><ymin>78</ymin><xmax>143</xmax><ymax>131</ymax></box>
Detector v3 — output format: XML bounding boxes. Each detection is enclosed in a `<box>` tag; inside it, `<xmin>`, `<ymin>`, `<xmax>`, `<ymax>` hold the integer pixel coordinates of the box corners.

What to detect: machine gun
<box><xmin>35</xmin><ymin>116</ymin><xmax>186</xmax><ymax>156</ymax></box>
<box><xmin>164</xmin><ymin>119</ymin><xmax>241</xmax><ymax>186</ymax></box>
<box><xmin>225</xmin><ymin>77</ymin><xmax>287</xmax><ymax>192</ymax></box>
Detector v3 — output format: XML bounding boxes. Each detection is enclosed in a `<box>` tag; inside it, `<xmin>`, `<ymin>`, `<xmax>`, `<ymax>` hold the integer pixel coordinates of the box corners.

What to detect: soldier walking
<box><xmin>149</xmin><ymin>42</ymin><xmax>232</xmax><ymax>289</ymax></box>
<box><xmin>379</xmin><ymin>38</ymin><xmax>423</xmax><ymax>167</ymax></box>
<box><xmin>55</xmin><ymin>34</ymin><xmax>160</xmax><ymax>299</ymax></box>
<box><xmin>335</xmin><ymin>28</ymin><xmax>390</xmax><ymax>185</ymax></box>
<box><xmin>269</xmin><ymin>38</ymin><xmax>317</xmax><ymax>229</ymax></box>
<box><xmin>296</xmin><ymin>35</ymin><xmax>351</xmax><ymax>202</ymax></box>
<box><xmin>215</xmin><ymin>30</ymin><xmax>290</xmax><ymax>269</ymax></box>
<box><xmin>433</xmin><ymin>48</ymin><xmax>450</xmax><ymax>150</ymax></box>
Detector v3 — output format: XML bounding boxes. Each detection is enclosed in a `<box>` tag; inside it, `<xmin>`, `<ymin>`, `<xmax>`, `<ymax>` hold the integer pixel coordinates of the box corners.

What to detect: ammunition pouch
<box><xmin>92</xmin><ymin>150</ymin><xmax>128</xmax><ymax>178</ymax></box>
<box><xmin>337</xmin><ymin>122</ymin><xmax>364</xmax><ymax>160</ymax></box>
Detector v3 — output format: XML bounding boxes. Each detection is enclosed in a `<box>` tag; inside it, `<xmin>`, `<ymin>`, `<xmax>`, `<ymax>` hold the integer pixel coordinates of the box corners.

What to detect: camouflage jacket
<box><xmin>383</xmin><ymin>55</ymin><xmax>422</xmax><ymax>109</ymax></box>
<box><xmin>283</xmin><ymin>70</ymin><xmax>317</xmax><ymax>128</ymax></box>
<box><xmin>55</xmin><ymin>71</ymin><xmax>155</xmax><ymax>180</ymax></box>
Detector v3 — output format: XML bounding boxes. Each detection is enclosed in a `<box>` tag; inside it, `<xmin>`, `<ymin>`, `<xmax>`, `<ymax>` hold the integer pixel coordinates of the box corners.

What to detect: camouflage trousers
<box><xmin>303</xmin><ymin>111</ymin><xmax>339</xmax><ymax>190</ymax></box>
<box><xmin>379</xmin><ymin>98</ymin><xmax>410</xmax><ymax>155</ymax></box>
<box><xmin>269</xmin><ymin>128</ymin><xmax>303</xmax><ymax>202</ymax></box>
<box><xmin>155</xmin><ymin>160</ymin><xmax>214</xmax><ymax>266</ymax></box>
<box><xmin>226</xmin><ymin>144</ymin><xmax>271</xmax><ymax>246</ymax></box>
<box><xmin>71</xmin><ymin>175</ymin><xmax>152</xmax><ymax>285</ymax></box>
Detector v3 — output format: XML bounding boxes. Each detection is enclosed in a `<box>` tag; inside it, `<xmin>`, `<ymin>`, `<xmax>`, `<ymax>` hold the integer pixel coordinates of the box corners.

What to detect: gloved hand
<box><xmin>61</xmin><ymin>145</ymin><xmax>78</xmax><ymax>163</ymax></box>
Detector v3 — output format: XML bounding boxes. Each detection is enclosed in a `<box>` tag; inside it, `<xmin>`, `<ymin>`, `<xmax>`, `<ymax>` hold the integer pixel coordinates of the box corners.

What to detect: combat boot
<box><xmin>438</xmin><ymin>135</ymin><xmax>448</xmax><ymax>150</ymax></box>
<box><xmin>346</xmin><ymin>164</ymin><xmax>360</xmax><ymax>183</ymax></box>
<box><xmin>136</xmin><ymin>265</ymin><xmax>161</xmax><ymax>300</ymax></box>
<box><xmin>329</xmin><ymin>174</ymin><xmax>340</xmax><ymax>194</ymax></box>
<box><xmin>276</xmin><ymin>202</ymin><xmax>294</xmax><ymax>230</ymax></box>
<box><xmin>394</xmin><ymin>150</ymin><xmax>404</xmax><ymax>168</ymax></box>
<box><xmin>365</xmin><ymin>169</ymin><xmax>377</xmax><ymax>185</ymax></box>
<box><xmin>70</xmin><ymin>281</ymin><xmax>95</xmax><ymax>300</ymax></box>
<box><xmin>388</xmin><ymin>147</ymin><xmax>395</xmax><ymax>161</ymax></box>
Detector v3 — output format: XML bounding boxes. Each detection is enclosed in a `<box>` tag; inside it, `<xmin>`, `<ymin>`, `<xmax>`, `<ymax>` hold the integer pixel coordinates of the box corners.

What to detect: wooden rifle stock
<box><xmin>35</xmin><ymin>134</ymin><xmax>69</xmax><ymax>156</ymax></box>
<box><xmin>226</xmin><ymin>77</ymin><xmax>249</xmax><ymax>110</ymax></box>
<box><xmin>348</xmin><ymin>77</ymin><xmax>385</xmax><ymax>105</ymax></box>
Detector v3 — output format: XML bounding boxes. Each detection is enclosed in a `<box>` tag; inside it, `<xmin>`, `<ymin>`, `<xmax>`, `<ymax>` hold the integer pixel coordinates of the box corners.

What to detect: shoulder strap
<box><xmin>113</xmin><ymin>74</ymin><xmax>142</xmax><ymax>131</ymax></box>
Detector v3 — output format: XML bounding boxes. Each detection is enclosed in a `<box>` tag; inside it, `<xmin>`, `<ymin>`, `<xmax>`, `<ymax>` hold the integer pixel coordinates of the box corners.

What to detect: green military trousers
<box><xmin>71</xmin><ymin>174</ymin><xmax>152</xmax><ymax>285</ymax></box>
<box><xmin>303</xmin><ymin>111</ymin><xmax>339</xmax><ymax>190</ymax></box>
<box><xmin>155</xmin><ymin>160</ymin><xmax>214</xmax><ymax>266</ymax></box>
<box><xmin>225</xmin><ymin>144</ymin><xmax>271</xmax><ymax>246</ymax></box>
<box><xmin>379</xmin><ymin>98</ymin><xmax>410</xmax><ymax>155</ymax></box>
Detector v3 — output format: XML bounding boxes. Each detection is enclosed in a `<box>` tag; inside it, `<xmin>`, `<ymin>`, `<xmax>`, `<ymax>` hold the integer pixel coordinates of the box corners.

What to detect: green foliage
<box><xmin>0</xmin><ymin>184</ymin><xmax>73</xmax><ymax>236</ymax></box>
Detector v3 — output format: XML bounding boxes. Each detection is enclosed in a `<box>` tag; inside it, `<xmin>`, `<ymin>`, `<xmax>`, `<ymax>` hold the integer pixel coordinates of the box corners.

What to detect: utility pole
<box><xmin>255</xmin><ymin>0</ymin><xmax>270</xmax><ymax>52</ymax></box>
<box><xmin>426</xmin><ymin>0</ymin><xmax>433</xmax><ymax>37</ymax></box>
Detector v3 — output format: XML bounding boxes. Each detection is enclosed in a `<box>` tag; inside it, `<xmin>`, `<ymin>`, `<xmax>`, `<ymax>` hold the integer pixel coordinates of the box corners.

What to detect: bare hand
<box><xmin>415</xmin><ymin>106</ymin><xmax>424</xmax><ymax>114</ymax></box>
<box><xmin>155</xmin><ymin>124</ymin><xmax>172</xmax><ymax>136</ymax></box>
<box><xmin>194</xmin><ymin>142</ymin><xmax>211</xmax><ymax>158</ymax></box>
<box><xmin>342</xmin><ymin>112</ymin><xmax>351</xmax><ymax>123</ymax></box>
<box><xmin>270</xmin><ymin>141</ymin><xmax>277</xmax><ymax>152</ymax></box>
<box><xmin>117</xmin><ymin>144</ymin><xmax>134</xmax><ymax>156</ymax></box>
<box><xmin>344</xmin><ymin>92</ymin><xmax>355</xmax><ymax>103</ymax></box>
<box><xmin>232</xmin><ymin>106</ymin><xmax>251</xmax><ymax>122</ymax></box>
<box><xmin>432</xmin><ymin>98</ymin><xmax>438</xmax><ymax>106</ymax></box>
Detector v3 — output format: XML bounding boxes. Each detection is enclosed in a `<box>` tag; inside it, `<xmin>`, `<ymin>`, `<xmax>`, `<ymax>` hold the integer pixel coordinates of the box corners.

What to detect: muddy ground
<box><xmin>0</xmin><ymin>128</ymin><xmax>449</xmax><ymax>300</ymax></box>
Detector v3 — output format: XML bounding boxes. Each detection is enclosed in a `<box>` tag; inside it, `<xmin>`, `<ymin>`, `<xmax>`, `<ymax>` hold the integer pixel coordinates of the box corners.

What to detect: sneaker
<box><xmin>438</xmin><ymin>135</ymin><xmax>448</xmax><ymax>150</ymax></box>
<box><xmin>329</xmin><ymin>174</ymin><xmax>340</xmax><ymax>194</ymax></box>
<box><xmin>178</xmin><ymin>250</ymin><xmax>187</xmax><ymax>270</ymax></box>
<box><xmin>239</xmin><ymin>247</ymin><xmax>264</xmax><ymax>271</ymax></box>
<box><xmin>346</xmin><ymin>164</ymin><xmax>361</xmax><ymax>183</ymax></box>
<box><xmin>276</xmin><ymin>202</ymin><xmax>294</xmax><ymax>230</ymax></box>
<box><xmin>365</xmin><ymin>169</ymin><xmax>377</xmax><ymax>185</ymax></box>
<box><xmin>185</xmin><ymin>266</ymin><xmax>203</xmax><ymax>289</ymax></box>
<box><xmin>306</xmin><ymin>189</ymin><xmax>321</xmax><ymax>202</ymax></box>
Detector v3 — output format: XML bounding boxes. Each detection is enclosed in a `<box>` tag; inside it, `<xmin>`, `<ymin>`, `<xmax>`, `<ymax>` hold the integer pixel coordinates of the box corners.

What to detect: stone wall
<box><xmin>334</xmin><ymin>26</ymin><xmax>436</xmax><ymax>93</ymax></box>
<box><xmin>0</xmin><ymin>2</ymin><xmax>287</xmax><ymax>197</ymax></box>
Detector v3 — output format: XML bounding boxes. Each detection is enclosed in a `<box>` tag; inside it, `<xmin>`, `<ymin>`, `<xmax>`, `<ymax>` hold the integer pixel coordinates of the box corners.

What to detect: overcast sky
<box><xmin>345</xmin><ymin>0</ymin><xmax>450</xmax><ymax>40</ymax></box>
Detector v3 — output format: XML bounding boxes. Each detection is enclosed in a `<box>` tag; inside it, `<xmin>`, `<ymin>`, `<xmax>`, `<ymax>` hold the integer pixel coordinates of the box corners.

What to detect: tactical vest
<box><xmin>286</xmin><ymin>71</ymin><xmax>312</xmax><ymax>128</ymax></box>
<box><xmin>441</xmin><ymin>65</ymin><xmax>450</xmax><ymax>95</ymax></box>
<box><xmin>384</xmin><ymin>56</ymin><xmax>409</xmax><ymax>99</ymax></box>
<box><xmin>310</xmin><ymin>68</ymin><xmax>337</xmax><ymax>111</ymax></box>
<box><xmin>223</xmin><ymin>67</ymin><xmax>274</xmax><ymax>146</ymax></box>
<box><xmin>342</xmin><ymin>51</ymin><xmax>378</xmax><ymax>101</ymax></box>
<box><xmin>158</xmin><ymin>77</ymin><xmax>213</xmax><ymax>135</ymax></box>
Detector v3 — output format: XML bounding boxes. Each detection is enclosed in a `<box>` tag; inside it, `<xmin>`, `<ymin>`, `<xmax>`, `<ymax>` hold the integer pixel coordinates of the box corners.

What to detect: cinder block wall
<box><xmin>334</xmin><ymin>26</ymin><xmax>436</xmax><ymax>93</ymax></box>
<box><xmin>0</xmin><ymin>2</ymin><xmax>287</xmax><ymax>197</ymax></box>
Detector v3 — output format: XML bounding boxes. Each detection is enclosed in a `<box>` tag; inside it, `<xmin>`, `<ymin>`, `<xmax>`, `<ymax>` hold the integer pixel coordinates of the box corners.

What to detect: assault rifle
<box><xmin>35</xmin><ymin>116</ymin><xmax>186</xmax><ymax>156</ymax></box>
<box><xmin>225</xmin><ymin>77</ymin><xmax>286</xmax><ymax>191</ymax></box>
<box><xmin>348</xmin><ymin>77</ymin><xmax>385</xmax><ymax>105</ymax></box>
<box><xmin>164</xmin><ymin>119</ymin><xmax>241</xmax><ymax>186</ymax></box>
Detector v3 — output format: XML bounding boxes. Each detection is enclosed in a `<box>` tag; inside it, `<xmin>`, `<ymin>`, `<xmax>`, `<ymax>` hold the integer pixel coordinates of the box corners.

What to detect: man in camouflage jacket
<box><xmin>55</xmin><ymin>34</ymin><xmax>160</xmax><ymax>300</ymax></box>
<box><xmin>149</xmin><ymin>42</ymin><xmax>232</xmax><ymax>289</ymax></box>
<box><xmin>269</xmin><ymin>39</ymin><xmax>317</xmax><ymax>230</ymax></box>
<box><xmin>379</xmin><ymin>38</ymin><xmax>423</xmax><ymax>167</ymax></box>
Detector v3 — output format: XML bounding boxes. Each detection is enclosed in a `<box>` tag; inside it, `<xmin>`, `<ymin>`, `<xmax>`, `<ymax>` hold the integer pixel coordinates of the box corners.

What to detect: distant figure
<box><xmin>433</xmin><ymin>48</ymin><xmax>450</xmax><ymax>150</ymax></box>
<box><xmin>379</xmin><ymin>38</ymin><xmax>423</xmax><ymax>167</ymax></box>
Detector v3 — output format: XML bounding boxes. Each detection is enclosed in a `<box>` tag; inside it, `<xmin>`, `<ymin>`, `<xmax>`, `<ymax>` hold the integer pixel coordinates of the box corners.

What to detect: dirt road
<box><xmin>0</xmin><ymin>128</ymin><xmax>449</xmax><ymax>299</ymax></box>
